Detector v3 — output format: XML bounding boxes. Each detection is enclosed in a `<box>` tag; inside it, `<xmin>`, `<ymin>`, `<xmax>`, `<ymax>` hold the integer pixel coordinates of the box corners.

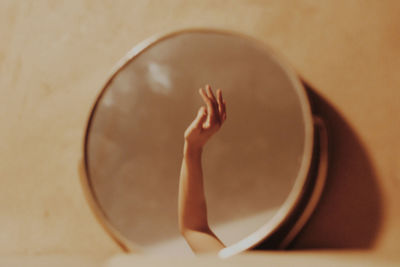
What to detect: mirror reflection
<box><xmin>85</xmin><ymin>30</ymin><xmax>313</xmax><ymax>254</ymax></box>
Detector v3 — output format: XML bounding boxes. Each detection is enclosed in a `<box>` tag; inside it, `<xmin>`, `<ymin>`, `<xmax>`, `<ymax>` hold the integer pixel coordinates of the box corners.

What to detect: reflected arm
<box><xmin>178</xmin><ymin>85</ymin><xmax>226</xmax><ymax>253</ymax></box>
<box><xmin>178</xmin><ymin>143</ymin><xmax>225</xmax><ymax>253</ymax></box>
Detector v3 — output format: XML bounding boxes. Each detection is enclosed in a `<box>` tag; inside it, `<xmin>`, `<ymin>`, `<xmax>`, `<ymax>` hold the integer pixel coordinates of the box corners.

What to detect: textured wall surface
<box><xmin>0</xmin><ymin>0</ymin><xmax>399</xmax><ymax>262</ymax></box>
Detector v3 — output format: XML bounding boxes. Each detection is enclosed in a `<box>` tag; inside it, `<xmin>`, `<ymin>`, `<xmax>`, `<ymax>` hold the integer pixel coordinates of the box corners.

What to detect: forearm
<box><xmin>178</xmin><ymin>142</ymin><xmax>209</xmax><ymax>233</ymax></box>
<box><xmin>178</xmin><ymin>85</ymin><xmax>226</xmax><ymax>252</ymax></box>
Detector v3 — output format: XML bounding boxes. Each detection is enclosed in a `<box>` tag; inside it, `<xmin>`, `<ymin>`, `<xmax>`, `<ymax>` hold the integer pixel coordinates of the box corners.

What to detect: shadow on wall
<box><xmin>256</xmin><ymin>81</ymin><xmax>384</xmax><ymax>250</ymax></box>
<box><xmin>290</xmin><ymin>81</ymin><xmax>384</xmax><ymax>249</ymax></box>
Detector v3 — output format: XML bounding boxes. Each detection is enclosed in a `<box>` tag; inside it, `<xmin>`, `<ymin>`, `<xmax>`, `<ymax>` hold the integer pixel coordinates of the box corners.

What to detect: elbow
<box><xmin>179</xmin><ymin>222</ymin><xmax>210</xmax><ymax>238</ymax></box>
<box><xmin>180</xmin><ymin>226</ymin><xmax>195</xmax><ymax>243</ymax></box>
<box><xmin>179</xmin><ymin>222</ymin><xmax>194</xmax><ymax>238</ymax></box>
<box><xmin>179</xmin><ymin>224</ymin><xmax>186</xmax><ymax>236</ymax></box>
<box><xmin>178</xmin><ymin>219</ymin><xmax>189</xmax><ymax>237</ymax></box>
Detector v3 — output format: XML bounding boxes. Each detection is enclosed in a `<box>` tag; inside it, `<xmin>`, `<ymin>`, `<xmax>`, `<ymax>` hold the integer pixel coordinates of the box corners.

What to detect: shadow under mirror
<box><xmin>254</xmin><ymin>82</ymin><xmax>384</xmax><ymax>251</ymax></box>
<box><xmin>286</xmin><ymin>83</ymin><xmax>384</xmax><ymax>249</ymax></box>
<box><xmin>82</xmin><ymin>29</ymin><xmax>321</xmax><ymax>255</ymax></box>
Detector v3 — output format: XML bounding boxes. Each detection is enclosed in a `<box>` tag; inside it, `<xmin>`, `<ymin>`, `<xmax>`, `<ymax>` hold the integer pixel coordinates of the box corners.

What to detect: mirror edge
<box><xmin>80</xmin><ymin>28</ymin><xmax>317</xmax><ymax>256</ymax></box>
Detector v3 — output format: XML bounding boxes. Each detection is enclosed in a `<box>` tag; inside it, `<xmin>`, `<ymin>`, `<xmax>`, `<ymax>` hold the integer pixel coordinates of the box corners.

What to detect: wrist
<box><xmin>183</xmin><ymin>141</ymin><xmax>203</xmax><ymax>157</ymax></box>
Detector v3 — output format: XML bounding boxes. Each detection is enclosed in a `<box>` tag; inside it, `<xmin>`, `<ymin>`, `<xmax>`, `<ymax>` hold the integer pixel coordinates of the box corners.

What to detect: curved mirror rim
<box><xmin>80</xmin><ymin>28</ymin><xmax>315</xmax><ymax>255</ymax></box>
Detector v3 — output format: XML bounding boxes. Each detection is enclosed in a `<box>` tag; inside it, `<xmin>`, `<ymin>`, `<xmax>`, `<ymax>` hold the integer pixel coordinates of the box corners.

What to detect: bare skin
<box><xmin>178</xmin><ymin>85</ymin><xmax>227</xmax><ymax>254</ymax></box>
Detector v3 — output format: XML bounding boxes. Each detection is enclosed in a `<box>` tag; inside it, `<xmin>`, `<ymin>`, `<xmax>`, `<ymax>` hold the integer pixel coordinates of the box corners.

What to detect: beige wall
<box><xmin>0</xmin><ymin>0</ymin><xmax>399</xmax><ymax>258</ymax></box>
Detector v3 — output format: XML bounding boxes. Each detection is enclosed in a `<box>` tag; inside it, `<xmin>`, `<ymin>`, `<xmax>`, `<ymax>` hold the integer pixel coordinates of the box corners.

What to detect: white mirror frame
<box><xmin>79</xmin><ymin>28</ymin><xmax>328</xmax><ymax>257</ymax></box>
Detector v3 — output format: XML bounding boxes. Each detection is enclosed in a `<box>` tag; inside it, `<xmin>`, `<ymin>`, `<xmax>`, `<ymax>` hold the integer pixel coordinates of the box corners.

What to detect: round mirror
<box><xmin>82</xmin><ymin>29</ymin><xmax>323</xmax><ymax>256</ymax></box>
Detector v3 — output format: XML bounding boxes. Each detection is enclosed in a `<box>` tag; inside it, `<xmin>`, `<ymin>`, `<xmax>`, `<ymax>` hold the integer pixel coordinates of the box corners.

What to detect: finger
<box><xmin>199</xmin><ymin>88</ymin><xmax>215</xmax><ymax>117</ymax></box>
<box><xmin>222</xmin><ymin>100</ymin><xmax>227</xmax><ymax>122</ymax></box>
<box><xmin>216</xmin><ymin>89</ymin><xmax>224</xmax><ymax>117</ymax></box>
<box><xmin>191</xmin><ymin>106</ymin><xmax>207</xmax><ymax>128</ymax></box>
<box><xmin>205</xmin><ymin>85</ymin><xmax>218</xmax><ymax>109</ymax></box>
<box><xmin>205</xmin><ymin>84</ymin><xmax>216</xmax><ymax>100</ymax></box>
<box><xmin>205</xmin><ymin>85</ymin><xmax>220</xmax><ymax>122</ymax></box>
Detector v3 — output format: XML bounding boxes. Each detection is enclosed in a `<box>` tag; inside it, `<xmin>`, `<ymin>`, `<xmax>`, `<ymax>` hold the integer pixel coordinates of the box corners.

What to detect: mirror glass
<box><xmin>85</xmin><ymin>30</ymin><xmax>313</xmax><ymax>254</ymax></box>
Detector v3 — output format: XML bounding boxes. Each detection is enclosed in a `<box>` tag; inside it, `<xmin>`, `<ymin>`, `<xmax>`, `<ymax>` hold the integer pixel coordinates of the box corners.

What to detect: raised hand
<box><xmin>179</xmin><ymin>84</ymin><xmax>227</xmax><ymax>253</ymax></box>
<box><xmin>184</xmin><ymin>85</ymin><xmax>227</xmax><ymax>149</ymax></box>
